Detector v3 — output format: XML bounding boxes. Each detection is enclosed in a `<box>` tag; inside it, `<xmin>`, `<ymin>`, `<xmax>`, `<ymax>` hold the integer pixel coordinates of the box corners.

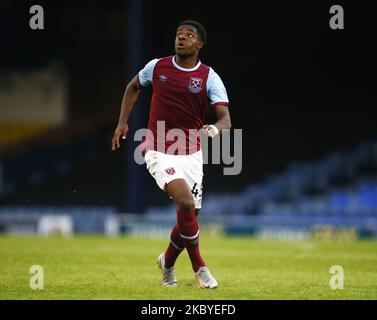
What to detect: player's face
<box><xmin>175</xmin><ymin>25</ymin><xmax>203</xmax><ymax>58</ymax></box>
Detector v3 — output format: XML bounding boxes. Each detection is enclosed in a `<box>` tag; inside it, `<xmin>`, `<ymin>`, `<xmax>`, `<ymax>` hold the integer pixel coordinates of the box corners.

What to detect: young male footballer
<box><xmin>111</xmin><ymin>20</ymin><xmax>231</xmax><ymax>289</ymax></box>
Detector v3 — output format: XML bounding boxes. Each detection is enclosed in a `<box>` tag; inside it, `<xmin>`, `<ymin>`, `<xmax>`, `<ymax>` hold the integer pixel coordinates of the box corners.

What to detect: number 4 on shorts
<box><xmin>191</xmin><ymin>183</ymin><xmax>203</xmax><ymax>198</ymax></box>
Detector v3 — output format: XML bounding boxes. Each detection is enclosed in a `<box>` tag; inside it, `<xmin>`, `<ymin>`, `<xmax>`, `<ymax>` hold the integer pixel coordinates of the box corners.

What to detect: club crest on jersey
<box><xmin>165</xmin><ymin>167</ymin><xmax>176</xmax><ymax>175</ymax></box>
<box><xmin>188</xmin><ymin>77</ymin><xmax>203</xmax><ymax>93</ymax></box>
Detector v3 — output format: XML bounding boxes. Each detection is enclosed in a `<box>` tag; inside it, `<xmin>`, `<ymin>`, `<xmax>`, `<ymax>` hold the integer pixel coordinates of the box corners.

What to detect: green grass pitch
<box><xmin>1</xmin><ymin>235</ymin><xmax>377</xmax><ymax>300</ymax></box>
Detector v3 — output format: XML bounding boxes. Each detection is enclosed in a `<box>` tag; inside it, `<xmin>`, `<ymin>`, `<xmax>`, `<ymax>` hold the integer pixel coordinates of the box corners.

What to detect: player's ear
<box><xmin>197</xmin><ymin>40</ymin><xmax>204</xmax><ymax>50</ymax></box>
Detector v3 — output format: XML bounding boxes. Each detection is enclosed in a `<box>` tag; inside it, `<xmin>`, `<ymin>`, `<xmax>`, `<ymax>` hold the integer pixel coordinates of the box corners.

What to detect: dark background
<box><xmin>0</xmin><ymin>0</ymin><xmax>376</xmax><ymax>212</ymax></box>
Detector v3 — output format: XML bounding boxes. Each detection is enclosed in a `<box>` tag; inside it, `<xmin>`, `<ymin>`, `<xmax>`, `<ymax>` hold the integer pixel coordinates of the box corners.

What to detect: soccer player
<box><xmin>111</xmin><ymin>20</ymin><xmax>231</xmax><ymax>289</ymax></box>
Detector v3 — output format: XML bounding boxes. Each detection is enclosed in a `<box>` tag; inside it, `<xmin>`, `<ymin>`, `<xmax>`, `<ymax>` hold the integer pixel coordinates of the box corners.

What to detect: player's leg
<box><xmin>166</xmin><ymin>180</ymin><xmax>217</xmax><ymax>288</ymax></box>
<box><xmin>145</xmin><ymin>151</ymin><xmax>185</xmax><ymax>286</ymax></box>
<box><xmin>146</xmin><ymin>151</ymin><xmax>216</xmax><ymax>287</ymax></box>
<box><xmin>157</xmin><ymin>178</ymin><xmax>195</xmax><ymax>286</ymax></box>
<box><xmin>163</xmin><ymin>197</ymin><xmax>200</xmax><ymax>268</ymax></box>
<box><xmin>164</xmin><ymin>223</ymin><xmax>184</xmax><ymax>268</ymax></box>
<box><xmin>165</xmin><ymin>179</ymin><xmax>206</xmax><ymax>272</ymax></box>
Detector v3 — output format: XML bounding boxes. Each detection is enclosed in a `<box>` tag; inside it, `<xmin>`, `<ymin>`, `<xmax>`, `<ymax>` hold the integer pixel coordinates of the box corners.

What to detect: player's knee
<box><xmin>177</xmin><ymin>197</ymin><xmax>195</xmax><ymax>212</ymax></box>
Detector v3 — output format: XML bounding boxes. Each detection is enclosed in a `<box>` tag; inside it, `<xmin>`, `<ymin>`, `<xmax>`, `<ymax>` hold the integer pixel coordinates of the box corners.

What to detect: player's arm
<box><xmin>111</xmin><ymin>75</ymin><xmax>141</xmax><ymax>151</ymax></box>
<box><xmin>202</xmin><ymin>104</ymin><xmax>232</xmax><ymax>137</ymax></box>
<box><xmin>203</xmin><ymin>68</ymin><xmax>231</xmax><ymax>138</ymax></box>
<box><xmin>214</xmin><ymin>104</ymin><xmax>232</xmax><ymax>133</ymax></box>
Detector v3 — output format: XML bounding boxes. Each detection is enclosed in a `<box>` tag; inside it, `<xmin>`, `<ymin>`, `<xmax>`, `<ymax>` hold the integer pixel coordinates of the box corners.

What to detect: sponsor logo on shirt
<box><xmin>188</xmin><ymin>77</ymin><xmax>203</xmax><ymax>93</ymax></box>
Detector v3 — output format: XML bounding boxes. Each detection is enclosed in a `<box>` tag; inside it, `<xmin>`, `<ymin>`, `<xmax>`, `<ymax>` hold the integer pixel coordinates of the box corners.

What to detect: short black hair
<box><xmin>177</xmin><ymin>20</ymin><xmax>207</xmax><ymax>45</ymax></box>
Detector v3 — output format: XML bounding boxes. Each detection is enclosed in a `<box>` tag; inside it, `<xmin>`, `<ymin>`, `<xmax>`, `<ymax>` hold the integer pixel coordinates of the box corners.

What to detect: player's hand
<box><xmin>111</xmin><ymin>123</ymin><xmax>129</xmax><ymax>151</ymax></box>
<box><xmin>202</xmin><ymin>124</ymin><xmax>219</xmax><ymax>138</ymax></box>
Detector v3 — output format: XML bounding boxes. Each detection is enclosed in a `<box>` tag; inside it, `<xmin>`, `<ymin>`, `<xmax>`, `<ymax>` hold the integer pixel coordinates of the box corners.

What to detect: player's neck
<box><xmin>174</xmin><ymin>55</ymin><xmax>199</xmax><ymax>69</ymax></box>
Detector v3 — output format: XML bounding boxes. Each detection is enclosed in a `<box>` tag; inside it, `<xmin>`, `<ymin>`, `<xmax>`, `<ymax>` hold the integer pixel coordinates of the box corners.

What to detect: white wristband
<box><xmin>207</xmin><ymin>125</ymin><xmax>219</xmax><ymax>138</ymax></box>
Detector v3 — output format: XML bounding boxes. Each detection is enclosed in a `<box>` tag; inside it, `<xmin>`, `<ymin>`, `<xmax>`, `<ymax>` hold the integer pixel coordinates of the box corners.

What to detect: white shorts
<box><xmin>144</xmin><ymin>149</ymin><xmax>203</xmax><ymax>209</ymax></box>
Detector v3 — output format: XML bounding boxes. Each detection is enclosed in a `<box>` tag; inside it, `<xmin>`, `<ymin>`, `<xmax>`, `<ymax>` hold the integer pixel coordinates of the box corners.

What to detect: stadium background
<box><xmin>0</xmin><ymin>0</ymin><xmax>377</xmax><ymax>300</ymax></box>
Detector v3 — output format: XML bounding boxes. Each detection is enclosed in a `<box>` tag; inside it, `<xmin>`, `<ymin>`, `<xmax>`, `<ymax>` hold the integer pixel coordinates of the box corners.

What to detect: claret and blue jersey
<box><xmin>137</xmin><ymin>55</ymin><xmax>229</xmax><ymax>155</ymax></box>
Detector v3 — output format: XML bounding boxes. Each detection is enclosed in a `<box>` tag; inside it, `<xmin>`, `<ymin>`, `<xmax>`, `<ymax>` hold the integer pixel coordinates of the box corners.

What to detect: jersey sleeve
<box><xmin>137</xmin><ymin>58</ymin><xmax>159</xmax><ymax>87</ymax></box>
<box><xmin>206</xmin><ymin>68</ymin><xmax>229</xmax><ymax>106</ymax></box>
